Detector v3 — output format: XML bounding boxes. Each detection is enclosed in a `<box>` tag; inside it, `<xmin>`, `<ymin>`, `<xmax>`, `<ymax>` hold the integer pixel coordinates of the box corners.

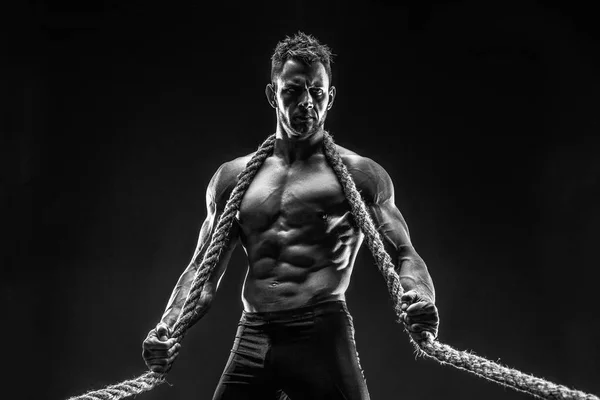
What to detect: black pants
<box><xmin>212</xmin><ymin>300</ymin><xmax>370</xmax><ymax>400</ymax></box>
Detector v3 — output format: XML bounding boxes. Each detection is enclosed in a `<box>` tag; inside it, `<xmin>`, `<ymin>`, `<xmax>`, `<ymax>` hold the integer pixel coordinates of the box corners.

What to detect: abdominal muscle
<box><xmin>242</xmin><ymin>261</ymin><xmax>349</xmax><ymax>312</ymax></box>
<box><xmin>240</xmin><ymin>220</ymin><xmax>363</xmax><ymax>313</ymax></box>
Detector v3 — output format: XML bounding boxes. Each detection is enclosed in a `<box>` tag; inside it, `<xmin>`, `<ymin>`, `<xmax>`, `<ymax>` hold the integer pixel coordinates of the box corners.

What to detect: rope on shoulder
<box><xmin>67</xmin><ymin>132</ymin><xmax>599</xmax><ymax>400</ymax></box>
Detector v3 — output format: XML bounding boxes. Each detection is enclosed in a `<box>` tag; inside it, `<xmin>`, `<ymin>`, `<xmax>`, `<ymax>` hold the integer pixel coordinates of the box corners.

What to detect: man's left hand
<box><xmin>400</xmin><ymin>289</ymin><xmax>439</xmax><ymax>342</ymax></box>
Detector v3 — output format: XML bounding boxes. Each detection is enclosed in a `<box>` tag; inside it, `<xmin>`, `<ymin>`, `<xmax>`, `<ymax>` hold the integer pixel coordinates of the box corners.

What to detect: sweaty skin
<box><xmin>142</xmin><ymin>59</ymin><xmax>438</xmax><ymax>374</ymax></box>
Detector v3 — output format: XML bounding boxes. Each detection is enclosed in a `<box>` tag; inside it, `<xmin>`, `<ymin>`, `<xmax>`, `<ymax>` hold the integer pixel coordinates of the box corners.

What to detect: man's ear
<box><xmin>265</xmin><ymin>83</ymin><xmax>277</xmax><ymax>109</ymax></box>
<box><xmin>327</xmin><ymin>86</ymin><xmax>336</xmax><ymax>110</ymax></box>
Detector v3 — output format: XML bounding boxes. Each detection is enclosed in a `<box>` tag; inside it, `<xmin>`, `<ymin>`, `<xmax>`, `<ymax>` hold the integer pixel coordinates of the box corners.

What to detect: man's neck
<box><xmin>274</xmin><ymin>126</ymin><xmax>325</xmax><ymax>164</ymax></box>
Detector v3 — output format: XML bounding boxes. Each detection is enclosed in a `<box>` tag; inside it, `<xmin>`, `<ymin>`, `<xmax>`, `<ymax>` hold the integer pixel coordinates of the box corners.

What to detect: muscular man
<box><xmin>142</xmin><ymin>32</ymin><xmax>439</xmax><ymax>399</ymax></box>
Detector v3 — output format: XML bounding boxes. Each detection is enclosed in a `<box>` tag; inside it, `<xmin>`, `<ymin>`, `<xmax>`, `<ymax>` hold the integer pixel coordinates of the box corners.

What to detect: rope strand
<box><xmin>67</xmin><ymin>132</ymin><xmax>598</xmax><ymax>400</ymax></box>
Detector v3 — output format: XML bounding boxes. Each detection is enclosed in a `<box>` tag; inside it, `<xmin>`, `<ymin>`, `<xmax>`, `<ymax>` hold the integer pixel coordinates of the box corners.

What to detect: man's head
<box><xmin>266</xmin><ymin>32</ymin><xmax>336</xmax><ymax>139</ymax></box>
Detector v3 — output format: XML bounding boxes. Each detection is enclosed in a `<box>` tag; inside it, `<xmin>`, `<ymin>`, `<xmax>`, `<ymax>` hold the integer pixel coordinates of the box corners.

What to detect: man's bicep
<box><xmin>351</xmin><ymin>157</ymin><xmax>418</xmax><ymax>260</ymax></box>
<box><xmin>201</xmin><ymin>207</ymin><xmax>240</xmax><ymax>294</ymax></box>
<box><xmin>195</xmin><ymin>168</ymin><xmax>241</xmax><ymax>292</ymax></box>
<box><xmin>189</xmin><ymin>161</ymin><xmax>239</xmax><ymax>267</ymax></box>
<box><xmin>189</xmin><ymin>212</ymin><xmax>216</xmax><ymax>267</ymax></box>
<box><xmin>371</xmin><ymin>199</ymin><xmax>415</xmax><ymax>257</ymax></box>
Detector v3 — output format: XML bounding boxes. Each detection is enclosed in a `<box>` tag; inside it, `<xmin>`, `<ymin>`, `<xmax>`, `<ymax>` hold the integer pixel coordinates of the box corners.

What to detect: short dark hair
<box><xmin>271</xmin><ymin>32</ymin><xmax>334</xmax><ymax>84</ymax></box>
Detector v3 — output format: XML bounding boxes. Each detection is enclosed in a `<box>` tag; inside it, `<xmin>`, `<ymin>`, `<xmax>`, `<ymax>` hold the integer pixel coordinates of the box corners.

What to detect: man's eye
<box><xmin>311</xmin><ymin>89</ymin><xmax>324</xmax><ymax>96</ymax></box>
<box><xmin>284</xmin><ymin>88</ymin><xmax>296</xmax><ymax>93</ymax></box>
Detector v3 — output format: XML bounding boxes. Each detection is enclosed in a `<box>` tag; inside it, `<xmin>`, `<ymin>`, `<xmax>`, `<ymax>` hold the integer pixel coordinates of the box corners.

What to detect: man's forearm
<box><xmin>396</xmin><ymin>257</ymin><xmax>436</xmax><ymax>303</ymax></box>
<box><xmin>160</xmin><ymin>266</ymin><xmax>213</xmax><ymax>328</ymax></box>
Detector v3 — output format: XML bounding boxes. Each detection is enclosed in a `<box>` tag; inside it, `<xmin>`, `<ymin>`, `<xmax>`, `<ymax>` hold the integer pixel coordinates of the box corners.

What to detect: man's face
<box><xmin>269</xmin><ymin>59</ymin><xmax>335</xmax><ymax>139</ymax></box>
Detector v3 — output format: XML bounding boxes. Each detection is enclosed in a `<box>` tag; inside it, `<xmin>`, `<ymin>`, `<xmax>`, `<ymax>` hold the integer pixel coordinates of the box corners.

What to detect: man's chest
<box><xmin>238</xmin><ymin>158</ymin><xmax>349</xmax><ymax>230</ymax></box>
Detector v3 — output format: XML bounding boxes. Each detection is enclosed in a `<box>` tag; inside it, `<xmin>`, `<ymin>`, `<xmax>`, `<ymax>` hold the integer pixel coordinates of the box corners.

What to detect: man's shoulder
<box><xmin>210</xmin><ymin>153</ymin><xmax>255</xmax><ymax>204</ymax></box>
<box><xmin>335</xmin><ymin>146</ymin><xmax>378</xmax><ymax>171</ymax></box>
<box><xmin>334</xmin><ymin>145</ymin><xmax>393</xmax><ymax>204</ymax></box>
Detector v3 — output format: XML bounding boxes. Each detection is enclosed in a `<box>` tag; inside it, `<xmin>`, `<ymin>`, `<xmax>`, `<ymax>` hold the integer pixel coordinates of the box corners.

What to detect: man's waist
<box><xmin>241</xmin><ymin>296</ymin><xmax>348</xmax><ymax>325</ymax></box>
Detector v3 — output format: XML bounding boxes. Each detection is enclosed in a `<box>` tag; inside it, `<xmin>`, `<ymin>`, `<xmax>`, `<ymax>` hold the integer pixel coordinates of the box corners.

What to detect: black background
<box><xmin>3</xmin><ymin>1</ymin><xmax>600</xmax><ymax>399</ymax></box>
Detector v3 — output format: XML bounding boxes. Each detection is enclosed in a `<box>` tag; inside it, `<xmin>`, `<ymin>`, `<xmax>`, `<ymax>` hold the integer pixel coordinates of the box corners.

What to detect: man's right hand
<box><xmin>142</xmin><ymin>322</ymin><xmax>181</xmax><ymax>373</ymax></box>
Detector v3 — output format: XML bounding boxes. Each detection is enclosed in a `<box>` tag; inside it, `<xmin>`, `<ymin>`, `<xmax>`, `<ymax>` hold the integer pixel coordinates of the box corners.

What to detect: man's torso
<box><xmin>222</xmin><ymin>143</ymin><xmax>379</xmax><ymax>313</ymax></box>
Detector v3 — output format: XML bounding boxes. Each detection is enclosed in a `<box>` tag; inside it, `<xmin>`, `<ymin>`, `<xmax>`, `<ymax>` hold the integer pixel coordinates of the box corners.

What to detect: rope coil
<box><xmin>67</xmin><ymin>132</ymin><xmax>598</xmax><ymax>400</ymax></box>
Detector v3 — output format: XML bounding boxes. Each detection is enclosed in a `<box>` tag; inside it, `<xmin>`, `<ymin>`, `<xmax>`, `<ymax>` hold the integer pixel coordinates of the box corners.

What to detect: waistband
<box><xmin>241</xmin><ymin>300</ymin><xmax>348</xmax><ymax>324</ymax></box>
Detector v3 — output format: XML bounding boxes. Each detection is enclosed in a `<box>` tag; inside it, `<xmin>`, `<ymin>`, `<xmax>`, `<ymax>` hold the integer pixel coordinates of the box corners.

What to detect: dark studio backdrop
<box><xmin>3</xmin><ymin>1</ymin><xmax>600</xmax><ymax>399</ymax></box>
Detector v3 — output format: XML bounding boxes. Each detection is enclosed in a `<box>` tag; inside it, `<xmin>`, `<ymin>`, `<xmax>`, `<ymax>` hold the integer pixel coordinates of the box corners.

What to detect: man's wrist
<box><xmin>399</xmin><ymin>277</ymin><xmax>435</xmax><ymax>303</ymax></box>
<box><xmin>418</xmin><ymin>289</ymin><xmax>435</xmax><ymax>304</ymax></box>
<box><xmin>158</xmin><ymin>318</ymin><xmax>175</xmax><ymax>331</ymax></box>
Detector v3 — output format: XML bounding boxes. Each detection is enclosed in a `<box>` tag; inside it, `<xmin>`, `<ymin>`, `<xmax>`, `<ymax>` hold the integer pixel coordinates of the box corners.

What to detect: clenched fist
<box><xmin>400</xmin><ymin>290</ymin><xmax>439</xmax><ymax>342</ymax></box>
<box><xmin>142</xmin><ymin>322</ymin><xmax>181</xmax><ymax>373</ymax></box>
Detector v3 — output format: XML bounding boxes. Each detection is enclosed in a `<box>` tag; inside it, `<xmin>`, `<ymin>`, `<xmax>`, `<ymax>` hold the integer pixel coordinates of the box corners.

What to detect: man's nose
<box><xmin>298</xmin><ymin>89</ymin><xmax>314</xmax><ymax>109</ymax></box>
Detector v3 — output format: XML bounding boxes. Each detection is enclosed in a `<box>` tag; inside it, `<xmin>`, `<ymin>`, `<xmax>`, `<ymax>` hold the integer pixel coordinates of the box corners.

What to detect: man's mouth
<box><xmin>294</xmin><ymin>115</ymin><xmax>314</xmax><ymax>121</ymax></box>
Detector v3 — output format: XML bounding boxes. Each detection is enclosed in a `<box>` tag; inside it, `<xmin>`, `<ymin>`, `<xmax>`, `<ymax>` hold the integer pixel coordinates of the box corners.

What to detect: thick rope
<box><xmin>67</xmin><ymin>132</ymin><xmax>598</xmax><ymax>400</ymax></box>
<box><xmin>320</xmin><ymin>132</ymin><xmax>598</xmax><ymax>400</ymax></box>
<box><xmin>67</xmin><ymin>134</ymin><xmax>277</xmax><ymax>400</ymax></box>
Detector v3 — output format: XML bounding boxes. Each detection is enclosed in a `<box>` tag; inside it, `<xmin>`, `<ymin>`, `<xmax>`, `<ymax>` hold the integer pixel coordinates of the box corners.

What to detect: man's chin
<box><xmin>289</xmin><ymin>121</ymin><xmax>322</xmax><ymax>138</ymax></box>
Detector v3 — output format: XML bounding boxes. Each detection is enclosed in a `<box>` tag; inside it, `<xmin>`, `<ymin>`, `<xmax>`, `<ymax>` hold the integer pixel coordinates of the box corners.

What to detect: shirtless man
<box><xmin>142</xmin><ymin>32</ymin><xmax>439</xmax><ymax>400</ymax></box>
